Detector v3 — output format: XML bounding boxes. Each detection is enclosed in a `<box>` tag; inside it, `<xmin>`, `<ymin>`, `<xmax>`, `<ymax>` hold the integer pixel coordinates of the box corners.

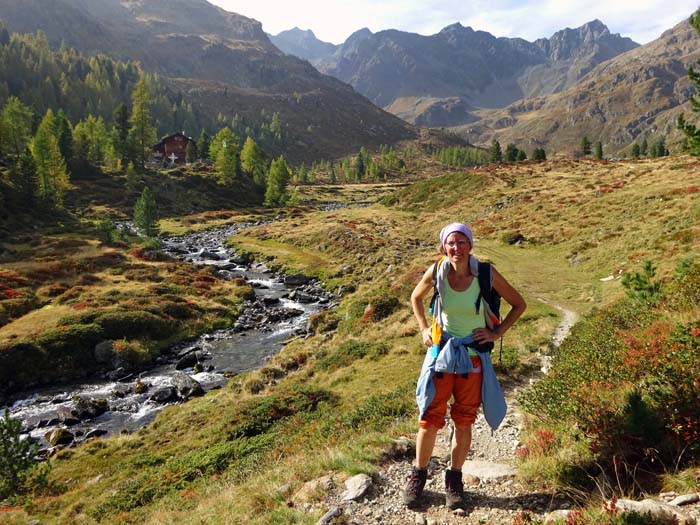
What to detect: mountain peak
<box><xmin>439</xmin><ymin>22</ymin><xmax>466</xmax><ymax>33</ymax></box>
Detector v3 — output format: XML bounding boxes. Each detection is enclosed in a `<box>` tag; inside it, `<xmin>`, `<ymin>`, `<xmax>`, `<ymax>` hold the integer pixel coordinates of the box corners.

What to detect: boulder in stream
<box><xmin>71</xmin><ymin>397</ymin><xmax>109</xmax><ymax>420</ymax></box>
<box><xmin>149</xmin><ymin>386</ymin><xmax>177</xmax><ymax>404</ymax></box>
<box><xmin>284</xmin><ymin>274</ymin><xmax>310</xmax><ymax>286</ymax></box>
<box><xmin>45</xmin><ymin>428</ymin><xmax>74</xmax><ymax>446</ymax></box>
<box><xmin>171</xmin><ymin>371</ymin><xmax>204</xmax><ymax>399</ymax></box>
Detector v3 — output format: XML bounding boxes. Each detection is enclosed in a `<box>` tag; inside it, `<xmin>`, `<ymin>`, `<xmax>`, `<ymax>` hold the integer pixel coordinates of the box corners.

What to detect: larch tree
<box><xmin>128</xmin><ymin>77</ymin><xmax>157</xmax><ymax>169</ymax></box>
<box><xmin>1</xmin><ymin>97</ymin><xmax>33</xmax><ymax>161</ymax></box>
<box><xmin>32</xmin><ymin>109</ymin><xmax>69</xmax><ymax>208</ymax></box>
<box><xmin>264</xmin><ymin>155</ymin><xmax>291</xmax><ymax>206</ymax></box>
<box><xmin>240</xmin><ymin>136</ymin><xmax>267</xmax><ymax>187</ymax></box>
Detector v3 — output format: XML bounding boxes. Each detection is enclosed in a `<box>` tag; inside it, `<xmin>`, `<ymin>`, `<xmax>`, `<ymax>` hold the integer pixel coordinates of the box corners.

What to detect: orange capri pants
<box><xmin>420</xmin><ymin>355</ymin><xmax>482</xmax><ymax>429</ymax></box>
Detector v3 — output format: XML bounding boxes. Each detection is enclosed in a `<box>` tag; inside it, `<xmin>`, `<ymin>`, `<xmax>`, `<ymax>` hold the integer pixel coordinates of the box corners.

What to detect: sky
<box><xmin>209</xmin><ymin>0</ymin><xmax>698</xmax><ymax>45</ymax></box>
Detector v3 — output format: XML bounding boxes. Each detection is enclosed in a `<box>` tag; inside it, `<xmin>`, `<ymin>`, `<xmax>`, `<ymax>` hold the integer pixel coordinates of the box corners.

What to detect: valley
<box><xmin>0</xmin><ymin>2</ymin><xmax>699</xmax><ymax>524</ymax></box>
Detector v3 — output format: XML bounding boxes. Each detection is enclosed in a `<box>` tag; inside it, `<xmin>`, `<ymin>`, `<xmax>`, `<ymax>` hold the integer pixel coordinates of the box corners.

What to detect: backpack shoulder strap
<box><xmin>428</xmin><ymin>257</ymin><xmax>443</xmax><ymax>314</ymax></box>
<box><xmin>475</xmin><ymin>261</ymin><xmax>492</xmax><ymax>314</ymax></box>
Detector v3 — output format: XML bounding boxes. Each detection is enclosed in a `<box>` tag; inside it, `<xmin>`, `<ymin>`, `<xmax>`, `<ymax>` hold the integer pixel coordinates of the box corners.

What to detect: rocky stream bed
<box><xmin>4</xmin><ymin>222</ymin><xmax>335</xmax><ymax>452</ymax></box>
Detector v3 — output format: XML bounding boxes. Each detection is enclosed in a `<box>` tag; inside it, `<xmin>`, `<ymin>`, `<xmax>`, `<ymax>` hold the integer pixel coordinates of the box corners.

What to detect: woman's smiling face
<box><xmin>444</xmin><ymin>231</ymin><xmax>471</xmax><ymax>263</ymax></box>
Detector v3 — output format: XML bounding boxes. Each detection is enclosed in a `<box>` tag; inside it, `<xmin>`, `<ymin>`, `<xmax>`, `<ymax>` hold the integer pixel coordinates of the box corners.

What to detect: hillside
<box><xmin>458</xmin><ymin>17</ymin><xmax>700</xmax><ymax>156</ymax></box>
<box><xmin>3</xmin><ymin>155</ymin><xmax>700</xmax><ymax>523</ymax></box>
<box><xmin>0</xmin><ymin>0</ymin><xmax>417</xmax><ymax>162</ymax></box>
<box><xmin>276</xmin><ymin>20</ymin><xmax>637</xmax><ymax>127</ymax></box>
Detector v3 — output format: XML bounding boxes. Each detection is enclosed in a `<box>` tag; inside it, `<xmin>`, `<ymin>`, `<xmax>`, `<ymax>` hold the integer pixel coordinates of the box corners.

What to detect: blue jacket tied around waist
<box><xmin>415</xmin><ymin>333</ymin><xmax>507</xmax><ymax>432</ymax></box>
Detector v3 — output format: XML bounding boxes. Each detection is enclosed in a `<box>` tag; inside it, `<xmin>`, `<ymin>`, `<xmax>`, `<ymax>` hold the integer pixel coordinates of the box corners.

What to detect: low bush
<box><xmin>521</xmin><ymin>281</ymin><xmax>700</xmax><ymax>491</ymax></box>
<box><xmin>95</xmin><ymin>310</ymin><xmax>174</xmax><ymax>339</ymax></box>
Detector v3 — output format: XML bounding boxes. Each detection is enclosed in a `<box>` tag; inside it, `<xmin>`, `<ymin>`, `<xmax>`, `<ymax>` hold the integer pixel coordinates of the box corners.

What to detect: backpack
<box><xmin>429</xmin><ymin>258</ymin><xmax>502</xmax><ymax>355</ymax></box>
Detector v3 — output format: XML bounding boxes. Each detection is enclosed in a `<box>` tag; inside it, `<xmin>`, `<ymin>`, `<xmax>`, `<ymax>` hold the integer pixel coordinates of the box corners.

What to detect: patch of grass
<box><xmin>316</xmin><ymin>339</ymin><xmax>390</xmax><ymax>371</ymax></box>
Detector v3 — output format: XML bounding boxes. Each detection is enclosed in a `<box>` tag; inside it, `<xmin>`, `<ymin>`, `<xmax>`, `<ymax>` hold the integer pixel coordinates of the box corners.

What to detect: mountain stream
<box><xmin>5</xmin><ymin>223</ymin><xmax>332</xmax><ymax>451</ymax></box>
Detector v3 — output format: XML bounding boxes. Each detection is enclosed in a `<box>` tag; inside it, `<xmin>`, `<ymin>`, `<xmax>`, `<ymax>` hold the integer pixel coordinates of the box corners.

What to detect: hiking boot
<box><xmin>402</xmin><ymin>467</ymin><xmax>427</xmax><ymax>506</ymax></box>
<box><xmin>444</xmin><ymin>468</ymin><xmax>464</xmax><ymax>509</ymax></box>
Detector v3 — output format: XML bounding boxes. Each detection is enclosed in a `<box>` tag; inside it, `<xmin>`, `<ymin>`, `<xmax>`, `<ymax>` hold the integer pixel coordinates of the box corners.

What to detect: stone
<box><xmin>294</xmin><ymin>475</ymin><xmax>334</xmax><ymax>503</ymax></box>
<box><xmin>315</xmin><ymin>507</ymin><xmax>342</xmax><ymax>525</ymax></box>
<box><xmin>462</xmin><ymin>460</ymin><xmax>516</xmax><ymax>481</ymax></box>
<box><xmin>94</xmin><ymin>340</ymin><xmax>114</xmax><ymax>364</ymax></box>
<box><xmin>342</xmin><ymin>473</ymin><xmax>372</xmax><ymax>501</ymax></box>
<box><xmin>45</xmin><ymin>428</ymin><xmax>74</xmax><ymax>446</ymax></box>
<box><xmin>175</xmin><ymin>353</ymin><xmax>199</xmax><ymax>370</ymax></box>
<box><xmin>615</xmin><ymin>498</ymin><xmax>696</xmax><ymax>525</ymax></box>
<box><xmin>670</xmin><ymin>494</ymin><xmax>700</xmax><ymax>506</ymax></box>
<box><xmin>149</xmin><ymin>386</ymin><xmax>177</xmax><ymax>403</ymax></box>
<box><xmin>85</xmin><ymin>428</ymin><xmax>108</xmax><ymax>440</ymax></box>
<box><xmin>284</xmin><ymin>273</ymin><xmax>310</xmax><ymax>286</ymax></box>
<box><xmin>171</xmin><ymin>372</ymin><xmax>204</xmax><ymax>399</ymax></box>
<box><xmin>71</xmin><ymin>397</ymin><xmax>108</xmax><ymax>420</ymax></box>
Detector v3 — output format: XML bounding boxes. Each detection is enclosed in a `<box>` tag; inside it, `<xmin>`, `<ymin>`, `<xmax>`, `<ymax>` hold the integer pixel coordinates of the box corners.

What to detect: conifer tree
<box><xmin>355</xmin><ymin>151</ymin><xmax>365</xmax><ymax>182</ymax></box>
<box><xmin>10</xmin><ymin>147</ymin><xmax>38</xmax><ymax>207</ymax></box>
<box><xmin>517</xmin><ymin>149</ymin><xmax>527</xmax><ymax>162</ymax></box>
<box><xmin>215</xmin><ymin>141</ymin><xmax>239</xmax><ymax>183</ymax></box>
<box><xmin>581</xmin><ymin>136</ymin><xmax>592</xmax><ymax>156</ymax></box>
<box><xmin>240</xmin><ymin>136</ymin><xmax>266</xmax><ymax>186</ymax></box>
<box><xmin>594</xmin><ymin>141</ymin><xmax>603</xmax><ymax>159</ymax></box>
<box><xmin>32</xmin><ymin>109</ymin><xmax>69</xmax><ymax>208</ymax></box>
<box><xmin>489</xmin><ymin>140</ymin><xmax>502</xmax><ymax>163</ymax></box>
<box><xmin>269</xmin><ymin>112</ymin><xmax>282</xmax><ymax>140</ymax></box>
<box><xmin>631</xmin><ymin>143</ymin><xmax>641</xmax><ymax>159</ymax></box>
<box><xmin>133</xmin><ymin>186</ymin><xmax>159</xmax><ymax>237</ymax></box>
<box><xmin>297</xmin><ymin>163</ymin><xmax>308</xmax><ymax>184</ymax></box>
<box><xmin>185</xmin><ymin>141</ymin><xmax>197</xmax><ymax>164</ymax></box>
<box><xmin>197</xmin><ymin>130</ymin><xmax>211</xmax><ymax>161</ymax></box>
<box><xmin>209</xmin><ymin>127</ymin><xmax>239</xmax><ymax>162</ymax></box>
<box><xmin>1</xmin><ymin>97</ymin><xmax>33</xmax><ymax>160</ymax></box>
<box><xmin>504</xmin><ymin>143</ymin><xmax>519</xmax><ymax>162</ymax></box>
<box><xmin>264</xmin><ymin>156</ymin><xmax>291</xmax><ymax>206</ymax></box>
<box><xmin>678</xmin><ymin>8</ymin><xmax>700</xmax><ymax>155</ymax></box>
<box><xmin>112</xmin><ymin>103</ymin><xmax>130</xmax><ymax>165</ymax></box>
<box><xmin>125</xmin><ymin>161</ymin><xmax>139</xmax><ymax>191</ymax></box>
<box><xmin>532</xmin><ymin>148</ymin><xmax>547</xmax><ymax>161</ymax></box>
<box><xmin>0</xmin><ymin>408</ymin><xmax>50</xmax><ymax>500</ymax></box>
<box><xmin>641</xmin><ymin>138</ymin><xmax>648</xmax><ymax>156</ymax></box>
<box><xmin>128</xmin><ymin>77</ymin><xmax>157</xmax><ymax>168</ymax></box>
<box><xmin>55</xmin><ymin>110</ymin><xmax>73</xmax><ymax>165</ymax></box>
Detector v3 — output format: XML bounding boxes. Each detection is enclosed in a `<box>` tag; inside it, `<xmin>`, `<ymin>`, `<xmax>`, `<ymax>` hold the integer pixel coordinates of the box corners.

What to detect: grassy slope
<box><xmin>4</xmin><ymin>156</ymin><xmax>700</xmax><ymax>524</ymax></box>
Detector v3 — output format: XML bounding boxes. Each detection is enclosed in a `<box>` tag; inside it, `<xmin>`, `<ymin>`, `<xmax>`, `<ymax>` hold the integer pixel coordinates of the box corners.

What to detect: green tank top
<box><xmin>440</xmin><ymin>278</ymin><xmax>485</xmax><ymax>356</ymax></box>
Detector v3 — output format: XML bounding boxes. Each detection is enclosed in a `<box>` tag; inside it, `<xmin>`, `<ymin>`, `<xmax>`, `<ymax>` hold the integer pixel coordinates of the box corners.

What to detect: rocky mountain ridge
<box><xmin>458</xmin><ymin>17</ymin><xmax>700</xmax><ymax>156</ymax></box>
<box><xmin>272</xmin><ymin>20</ymin><xmax>638</xmax><ymax>127</ymax></box>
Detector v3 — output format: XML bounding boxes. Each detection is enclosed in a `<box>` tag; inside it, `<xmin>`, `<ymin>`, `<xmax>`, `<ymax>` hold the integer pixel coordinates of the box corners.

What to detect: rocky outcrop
<box><xmin>270</xmin><ymin>27</ymin><xmax>336</xmax><ymax>62</ymax></box>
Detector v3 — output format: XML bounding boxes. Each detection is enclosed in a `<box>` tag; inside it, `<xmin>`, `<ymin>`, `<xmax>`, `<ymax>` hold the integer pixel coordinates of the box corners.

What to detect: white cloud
<box><xmin>210</xmin><ymin>0</ymin><xmax>697</xmax><ymax>44</ymax></box>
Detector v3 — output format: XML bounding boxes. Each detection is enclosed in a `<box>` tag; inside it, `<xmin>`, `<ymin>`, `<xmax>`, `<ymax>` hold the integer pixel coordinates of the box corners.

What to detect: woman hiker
<box><xmin>403</xmin><ymin>222</ymin><xmax>526</xmax><ymax>508</ymax></box>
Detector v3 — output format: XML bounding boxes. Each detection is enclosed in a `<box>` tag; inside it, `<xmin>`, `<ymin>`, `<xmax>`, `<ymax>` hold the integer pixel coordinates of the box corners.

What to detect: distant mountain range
<box><xmin>271</xmin><ymin>20</ymin><xmax>639</xmax><ymax>127</ymax></box>
<box><xmin>0</xmin><ymin>0</ymin><xmax>416</xmax><ymax>163</ymax></box>
<box><xmin>1</xmin><ymin>0</ymin><xmax>697</xmax><ymax>157</ymax></box>
<box><xmin>459</xmin><ymin>17</ymin><xmax>700</xmax><ymax>156</ymax></box>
